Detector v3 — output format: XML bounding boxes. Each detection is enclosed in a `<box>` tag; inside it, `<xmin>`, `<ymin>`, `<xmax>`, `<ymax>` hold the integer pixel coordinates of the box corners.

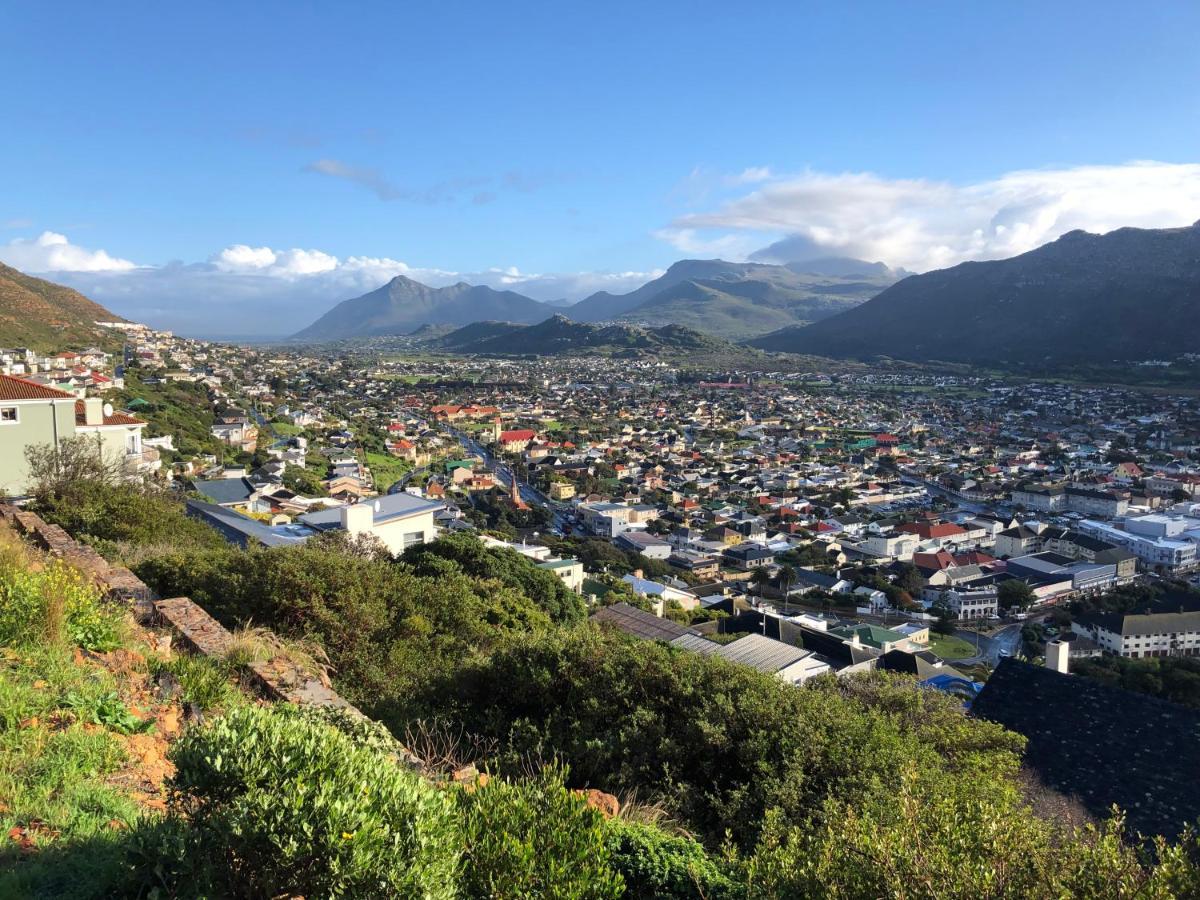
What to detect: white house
<box><xmin>298</xmin><ymin>493</ymin><xmax>441</xmax><ymax>556</ymax></box>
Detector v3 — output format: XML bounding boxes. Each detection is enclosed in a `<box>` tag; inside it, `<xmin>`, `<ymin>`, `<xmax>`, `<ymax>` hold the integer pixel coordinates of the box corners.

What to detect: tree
<box><xmin>998</xmin><ymin>579</ymin><xmax>1036</xmax><ymax>612</ymax></box>
<box><xmin>24</xmin><ymin>436</ymin><xmax>125</xmax><ymax>505</ymax></box>
<box><xmin>893</xmin><ymin>562</ymin><xmax>925</xmax><ymax>596</ymax></box>
<box><xmin>750</xmin><ymin>567</ymin><xmax>773</xmax><ymax>598</ymax></box>
<box><xmin>776</xmin><ymin>563</ymin><xmax>797</xmax><ymax>598</ymax></box>
<box><xmin>931</xmin><ymin>603</ymin><xmax>956</xmax><ymax>636</ymax></box>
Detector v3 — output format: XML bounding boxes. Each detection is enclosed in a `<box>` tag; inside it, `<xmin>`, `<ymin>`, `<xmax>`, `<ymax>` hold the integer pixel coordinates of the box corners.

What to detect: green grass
<box><xmin>365</xmin><ymin>452</ymin><xmax>413</xmax><ymax>492</ymax></box>
<box><xmin>113</xmin><ymin>370</ymin><xmax>227</xmax><ymax>460</ymax></box>
<box><xmin>928</xmin><ymin>634</ymin><xmax>978</xmax><ymax>659</ymax></box>
<box><xmin>269</xmin><ymin>421</ymin><xmax>304</xmax><ymax>437</ymax></box>
<box><xmin>0</xmin><ymin>645</ymin><xmax>145</xmax><ymax>897</ymax></box>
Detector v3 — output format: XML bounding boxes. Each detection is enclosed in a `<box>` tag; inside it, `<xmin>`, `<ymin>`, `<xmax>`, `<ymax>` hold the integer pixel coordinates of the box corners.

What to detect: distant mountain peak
<box><xmin>750</xmin><ymin>221</ymin><xmax>1200</xmax><ymax>366</ymax></box>
<box><xmin>290</xmin><ymin>274</ymin><xmax>551</xmax><ymax>341</ymax></box>
<box><xmin>566</xmin><ymin>257</ymin><xmax>898</xmax><ymax>335</ymax></box>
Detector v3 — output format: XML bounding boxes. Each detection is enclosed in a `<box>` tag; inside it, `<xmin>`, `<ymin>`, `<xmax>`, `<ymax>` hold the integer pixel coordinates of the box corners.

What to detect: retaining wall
<box><xmin>0</xmin><ymin>503</ymin><xmax>403</xmax><ymax>749</ymax></box>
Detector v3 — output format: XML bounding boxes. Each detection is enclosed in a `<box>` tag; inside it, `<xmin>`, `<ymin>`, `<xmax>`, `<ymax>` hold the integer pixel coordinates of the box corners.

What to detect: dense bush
<box><xmin>1074</xmin><ymin>654</ymin><xmax>1200</xmax><ymax>709</ymax></box>
<box><xmin>149</xmin><ymin>704</ymin><xmax>460</xmax><ymax>898</ymax></box>
<box><xmin>0</xmin><ymin>545</ymin><xmax>121</xmax><ymax>652</ymax></box>
<box><xmin>606</xmin><ymin>819</ymin><xmax>738</xmax><ymax>899</ymax></box>
<box><xmin>457</xmin><ymin>767</ymin><xmax>623</xmax><ymax>899</ymax></box>
<box><xmin>32</xmin><ymin>478</ymin><xmax>226</xmax><ymax>559</ymax></box>
<box><xmin>435</xmin><ymin>626</ymin><xmax>1024</xmax><ymax>848</ymax></box>
<box><xmin>402</xmin><ymin>531</ymin><xmax>586</xmax><ymax>623</ymax></box>
<box><xmin>742</xmin><ymin>771</ymin><xmax>1200</xmax><ymax>899</ymax></box>
<box><xmin>135</xmin><ymin>537</ymin><xmax>555</xmax><ymax>723</ymax></box>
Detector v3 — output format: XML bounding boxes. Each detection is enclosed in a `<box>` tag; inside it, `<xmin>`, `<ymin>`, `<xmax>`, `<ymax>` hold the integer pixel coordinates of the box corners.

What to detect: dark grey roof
<box><xmin>1062</xmin><ymin>530</ymin><xmax>1117</xmax><ymax>553</ymax></box>
<box><xmin>792</xmin><ymin>568</ymin><xmax>839</xmax><ymax>589</ymax></box>
<box><xmin>591</xmin><ymin>602</ymin><xmax>698</xmax><ymax>642</ymax></box>
<box><xmin>972</xmin><ymin>659</ymin><xmax>1200</xmax><ymax>841</ymax></box>
<box><xmin>191</xmin><ymin>477</ymin><xmax>256</xmax><ymax>505</ymax></box>
<box><xmin>878</xmin><ymin>648</ymin><xmax>968</xmax><ymax>681</ymax></box>
<box><xmin>1076</xmin><ymin>592</ymin><xmax>1200</xmax><ymax>637</ymax></box>
<box><xmin>186</xmin><ymin>499</ymin><xmax>312</xmax><ymax>549</ymax></box>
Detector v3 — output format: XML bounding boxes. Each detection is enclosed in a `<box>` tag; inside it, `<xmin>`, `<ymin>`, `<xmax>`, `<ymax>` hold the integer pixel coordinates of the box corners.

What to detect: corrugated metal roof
<box><xmin>591</xmin><ymin>602</ymin><xmax>697</xmax><ymax>642</ymax></box>
<box><xmin>714</xmin><ymin>633</ymin><xmax>812</xmax><ymax>673</ymax></box>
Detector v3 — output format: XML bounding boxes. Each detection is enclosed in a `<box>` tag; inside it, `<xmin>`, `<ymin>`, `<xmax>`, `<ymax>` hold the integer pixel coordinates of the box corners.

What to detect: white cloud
<box><xmin>1</xmin><ymin>231</ymin><xmax>656</xmax><ymax>337</ymax></box>
<box><xmin>1</xmin><ymin>231</ymin><xmax>139</xmax><ymax>272</ymax></box>
<box><xmin>651</xmin><ymin>227</ymin><xmax>762</xmax><ymax>260</ymax></box>
<box><xmin>302</xmin><ymin>158</ymin><xmax>404</xmax><ymax>201</ymax></box>
<box><xmin>728</xmin><ymin>166</ymin><xmax>772</xmax><ymax>185</ymax></box>
<box><xmin>212</xmin><ymin>244</ymin><xmax>277</xmax><ymax>271</ymax></box>
<box><xmin>666</xmin><ymin>161</ymin><xmax>1200</xmax><ymax>271</ymax></box>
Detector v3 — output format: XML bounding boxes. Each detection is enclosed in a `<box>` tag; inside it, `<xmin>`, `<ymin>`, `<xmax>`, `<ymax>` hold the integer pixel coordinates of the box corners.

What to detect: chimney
<box><xmin>1045</xmin><ymin>639</ymin><xmax>1069</xmax><ymax>674</ymax></box>
<box><xmin>340</xmin><ymin>501</ymin><xmax>374</xmax><ymax>537</ymax></box>
<box><xmin>84</xmin><ymin>397</ymin><xmax>104</xmax><ymax>425</ymax></box>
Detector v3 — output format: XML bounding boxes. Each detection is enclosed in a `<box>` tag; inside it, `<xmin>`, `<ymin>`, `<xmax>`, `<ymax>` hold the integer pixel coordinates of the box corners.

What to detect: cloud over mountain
<box><xmin>0</xmin><ymin>232</ymin><xmax>655</xmax><ymax>337</ymax></box>
<box><xmin>664</xmin><ymin>161</ymin><xmax>1200</xmax><ymax>272</ymax></box>
<box><xmin>1</xmin><ymin>231</ymin><xmax>139</xmax><ymax>273</ymax></box>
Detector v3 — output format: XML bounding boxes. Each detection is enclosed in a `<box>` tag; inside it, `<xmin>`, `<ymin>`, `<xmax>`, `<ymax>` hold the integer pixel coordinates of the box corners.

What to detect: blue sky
<box><xmin>3</xmin><ymin>1</ymin><xmax>1199</xmax><ymax>336</ymax></box>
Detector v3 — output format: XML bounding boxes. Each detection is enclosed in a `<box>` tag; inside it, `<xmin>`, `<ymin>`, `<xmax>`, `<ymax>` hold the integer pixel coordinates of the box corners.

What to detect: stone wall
<box><xmin>0</xmin><ymin>503</ymin><xmax>408</xmax><ymax>756</ymax></box>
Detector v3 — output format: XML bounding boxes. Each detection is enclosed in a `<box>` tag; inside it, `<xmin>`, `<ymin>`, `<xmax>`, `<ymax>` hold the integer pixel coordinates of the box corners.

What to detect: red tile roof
<box><xmin>898</xmin><ymin>522</ymin><xmax>966</xmax><ymax>540</ymax></box>
<box><xmin>0</xmin><ymin>374</ymin><xmax>74</xmax><ymax>401</ymax></box>
<box><xmin>499</xmin><ymin>429</ymin><xmax>536</xmax><ymax>442</ymax></box>
<box><xmin>74</xmin><ymin>400</ymin><xmax>146</xmax><ymax>427</ymax></box>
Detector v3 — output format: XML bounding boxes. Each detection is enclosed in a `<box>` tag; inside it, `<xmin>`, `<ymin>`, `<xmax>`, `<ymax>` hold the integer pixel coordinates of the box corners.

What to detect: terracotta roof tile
<box><xmin>0</xmin><ymin>374</ymin><xmax>75</xmax><ymax>401</ymax></box>
<box><xmin>73</xmin><ymin>399</ymin><xmax>146</xmax><ymax>427</ymax></box>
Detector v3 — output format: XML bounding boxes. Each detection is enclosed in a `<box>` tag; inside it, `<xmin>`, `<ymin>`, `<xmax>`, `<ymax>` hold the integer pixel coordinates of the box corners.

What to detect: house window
<box><xmin>402</xmin><ymin>530</ymin><xmax>426</xmax><ymax>550</ymax></box>
<box><xmin>0</xmin><ymin>407</ymin><xmax>16</xmax><ymax>424</ymax></box>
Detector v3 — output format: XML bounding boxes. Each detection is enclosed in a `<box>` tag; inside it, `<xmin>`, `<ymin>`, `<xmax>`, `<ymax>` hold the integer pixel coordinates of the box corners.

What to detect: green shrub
<box><xmin>33</xmin><ymin>478</ymin><xmax>226</xmax><ymax>558</ymax></box>
<box><xmin>64</xmin><ymin>689</ymin><xmax>153</xmax><ymax>735</ymax></box>
<box><xmin>281</xmin><ymin>704</ymin><xmax>407</xmax><ymax>758</ymax></box>
<box><xmin>134</xmin><ymin>539</ymin><xmax>555</xmax><ymax>725</ymax></box>
<box><xmin>155</xmin><ymin>704</ymin><xmax>460</xmax><ymax>898</ymax></box>
<box><xmin>457</xmin><ymin>767</ymin><xmax>623</xmax><ymax>900</ymax></box>
<box><xmin>606</xmin><ymin>819</ymin><xmax>739</xmax><ymax>899</ymax></box>
<box><xmin>147</xmin><ymin>652</ymin><xmax>241</xmax><ymax>712</ymax></box>
<box><xmin>0</xmin><ymin>557</ymin><xmax>121</xmax><ymax>651</ymax></box>
<box><xmin>438</xmin><ymin>626</ymin><xmax>1025</xmax><ymax>848</ymax></box>
<box><xmin>402</xmin><ymin>531</ymin><xmax>586</xmax><ymax>624</ymax></box>
<box><xmin>740</xmin><ymin>770</ymin><xmax>1200</xmax><ymax>899</ymax></box>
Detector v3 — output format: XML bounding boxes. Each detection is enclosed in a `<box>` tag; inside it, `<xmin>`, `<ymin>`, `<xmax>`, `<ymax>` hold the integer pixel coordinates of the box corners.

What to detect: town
<box><xmin>7</xmin><ymin>5</ymin><xmax>1200</xmax><ymax>894</ymax></box>
<box><xmin>6</xmin><ymin>325</ymin><xmax>1200</xmax><ymax>686</ymax></box>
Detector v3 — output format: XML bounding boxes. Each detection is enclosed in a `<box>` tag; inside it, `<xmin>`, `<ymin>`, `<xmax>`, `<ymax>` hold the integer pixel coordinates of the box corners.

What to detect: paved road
<box><xmin>946</xmin><ymin>623</ymin><xmax>1023</xmax><ymax>666</ymax></box>
<box><xmin>251</xmin><ymin>406</ymin><xmax>290</xmax><ymax>450</ymax></box>
<box><xmin>388</xmin><ymin>463</ymin><xmax>430</xmax><ymax>494</ymax></box>
<box><xmin>445</xmin><ymin>427</ymin><xmax>570</xmax><ymax>533</ymax></box>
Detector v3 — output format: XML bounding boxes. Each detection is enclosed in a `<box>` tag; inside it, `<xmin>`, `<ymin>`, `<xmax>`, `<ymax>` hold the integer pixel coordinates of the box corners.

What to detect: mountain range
<box><xmin>9</xmin><ymin>220</ymin><xmax>1200</xmax><ymax>371</ymax></box>
<box><xmin>290</xmin><ymin>275</ymin><xmax>551</xmax><ymax>341</ymax></box>
<box><xmin>428</xmin><ymin>314</ymin><xmax>733</xmax><ymax>356</ymax></box>
<box><xmin>288</xmin><ymin>257</ymin><xmax>898</xmax><ymax>342</ymax></box>
<box><xmin>0</xmin><ymin>263</ymin><xmax>124</xmax><ymax>349</ymax></box>
<box><xmin>749</xmin><ymin>221</ymin><xmax>1200</xmax><ymax>365</ymax></box>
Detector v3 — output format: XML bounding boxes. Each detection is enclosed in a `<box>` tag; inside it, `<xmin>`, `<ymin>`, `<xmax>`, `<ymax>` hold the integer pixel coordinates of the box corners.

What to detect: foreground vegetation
<box><xmin>17</xmin><ymin>475</ymin><xmax>1200</xmax><ymax>897</ymax></box>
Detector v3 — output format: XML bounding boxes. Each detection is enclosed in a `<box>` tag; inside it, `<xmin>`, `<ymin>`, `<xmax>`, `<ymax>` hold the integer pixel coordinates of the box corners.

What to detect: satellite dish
<box><xmin>374</xmin><ymin>500</ymin><xmax>381</xmax><ymax>512</ymax></box>
<box><xmin>103</xmin><ymin>403</ymin><xmax>114</xmax><ymax>417</ymax></box>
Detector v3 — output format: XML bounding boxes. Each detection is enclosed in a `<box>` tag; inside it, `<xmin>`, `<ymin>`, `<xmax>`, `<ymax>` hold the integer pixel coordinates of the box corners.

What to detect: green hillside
<box><xmin>0</xmin><ymin>263</ymin><xmax>125</xmax><ymax>351</ymax></box>
<box><xmin>451</xmin><ymin>314</ymin><xmax>736</xmax><ymax>356</ymax></box>
<box><xmin>751</xmin><ymin>221</ymin><xmax>1200</xmax><ymax>365</ymax></box>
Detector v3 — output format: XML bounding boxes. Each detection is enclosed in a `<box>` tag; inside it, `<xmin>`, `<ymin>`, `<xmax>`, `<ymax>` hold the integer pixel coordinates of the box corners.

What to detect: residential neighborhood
<box><xmin>9</xmin><ymin>327</ymin><xmax>1200</xmax><ymax>684</ymax></box>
